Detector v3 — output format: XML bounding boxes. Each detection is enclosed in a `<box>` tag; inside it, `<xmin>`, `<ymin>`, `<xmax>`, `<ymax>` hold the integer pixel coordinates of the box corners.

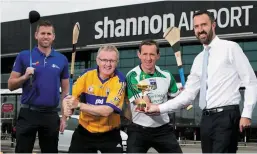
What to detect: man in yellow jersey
<box><xmin>63</xmin><ymin>45</ymin><xmax>126</xmax><ymax>153</ymax></box>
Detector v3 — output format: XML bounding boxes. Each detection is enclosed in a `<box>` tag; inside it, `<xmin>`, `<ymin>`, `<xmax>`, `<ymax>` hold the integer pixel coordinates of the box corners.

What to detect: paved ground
<box><xmin>1</xmin><ymin>139</ymin><xmax>257</xmax><ymax>153</ymax></box>
<box><xmin>1</xmin><ymin>139</ymin><xmax>41</xmax><ymax>153</ymax></box>
<box><xmin>148</xmin><ymin>144</ymin><xmax>257</xmax><ymax>153</ymax></box>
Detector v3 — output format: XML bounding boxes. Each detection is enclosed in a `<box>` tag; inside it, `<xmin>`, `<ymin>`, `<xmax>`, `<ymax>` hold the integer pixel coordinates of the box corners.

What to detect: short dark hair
<box><xmin>193</xmin><ymin>10</ymin><xmax>216</xmax><ymax>23</ymax></box>
<box><xmin>139</xmin><ymin>39</ymin><xmax>159</xmax><ymax>54</ymax></box>
<box><xmin>36</xmin><ymin>20</ymin><xmax>55</xmax><ymax>33</ymax></box>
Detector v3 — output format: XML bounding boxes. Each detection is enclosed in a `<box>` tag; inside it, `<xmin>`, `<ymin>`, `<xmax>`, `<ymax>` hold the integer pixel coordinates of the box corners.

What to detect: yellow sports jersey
<box><xmin>72</xmin><ymin>67</ymin><xmax>126</xmax><ymax>133</ymax></box>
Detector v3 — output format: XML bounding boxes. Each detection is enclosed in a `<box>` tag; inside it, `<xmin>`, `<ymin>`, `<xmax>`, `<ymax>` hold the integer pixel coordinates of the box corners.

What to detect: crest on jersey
<box><xmin>149</xmin><ymin>78</ymin><xmax>157</xmax><ymax>90</ymax></box>
<box><xmin>88</xmin><ymin>86</ymin><xmax>94</xmax><ymax>94</ymax></box>
<box><xmin>111</xmin><ymin>97</ymin><xmax>120</xmax><ymax>105</ymax></box>
<box><xmin>106</xmin><ymin>88</ymin><xmax>110</xmax><ymax>96</ymax></box>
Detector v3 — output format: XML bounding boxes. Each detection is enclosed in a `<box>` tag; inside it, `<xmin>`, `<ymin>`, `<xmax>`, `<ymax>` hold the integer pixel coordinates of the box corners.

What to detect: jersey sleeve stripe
<box><xmin>117</xmin><ymin>82</ymin><xmax>126</xmax><ymax>96</ymax></box>
<box><xmin>127</xmin><ymin>72</ymin><xmax>140</xmax><ymax>99</ymax></box>
<box><xmin>106</xmin><ymin>103</ymin><xmax>121</xmax><ymax>113</ymax></box>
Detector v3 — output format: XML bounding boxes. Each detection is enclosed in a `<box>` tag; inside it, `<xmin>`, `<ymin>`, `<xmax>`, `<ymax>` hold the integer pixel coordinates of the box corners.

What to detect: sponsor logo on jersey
<box><xmin>95</xmin><ymin>99</ymin><xmax>104</xmax><ymax>105</ymax></box>
<box><xmin>52</xmin><ymin>64</ymin><xmax>60</xmax><ymax>69</ymax></box>
<box><xmin>32</xmin><ymin>61</ymin><xmax>40</xmax><ymax>66</ymax></box>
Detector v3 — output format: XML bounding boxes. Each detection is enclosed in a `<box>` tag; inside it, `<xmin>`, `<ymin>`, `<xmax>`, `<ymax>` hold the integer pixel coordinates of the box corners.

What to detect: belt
<box><xmin>202</xmin><ymin>105</ymin><xmax>239</xmax><ymax>116</ymax></box>
<box><xmin>20</xmin><ymin>104</ymin><xmax>58</xmax><ymax>113</ymax></box>
<box><xmin>131</xmin><ymin>123</ymin><xmax>170</xmax><ymax>130</ymax></box>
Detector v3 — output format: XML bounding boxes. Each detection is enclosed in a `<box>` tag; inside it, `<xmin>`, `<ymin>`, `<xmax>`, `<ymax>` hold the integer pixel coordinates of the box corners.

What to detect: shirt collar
<box><xmin>139</xmin><ymin>64</ymin><xmax>156</xmax><ymax>75</ymax></box>
<box><xmin>96</xmin><ymin>66</ymin><xmax>116</xmax><ymax>81</ymax></box>
<box><xmin>34</xmin><ymin>46</ymin><xmax>55</xmax><ymax>57</ymax></box>
<box><xmin>203</xmin><ymin>35</ymin><xmax>219</xmax><ymax>50</ymax></box>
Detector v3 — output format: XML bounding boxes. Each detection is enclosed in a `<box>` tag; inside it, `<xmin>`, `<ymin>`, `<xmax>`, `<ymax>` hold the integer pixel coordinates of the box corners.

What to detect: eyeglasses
<box><xmin>98</xmin><ymin>58</ymin><xmax>118</xmax><ymax>64</ymax></box>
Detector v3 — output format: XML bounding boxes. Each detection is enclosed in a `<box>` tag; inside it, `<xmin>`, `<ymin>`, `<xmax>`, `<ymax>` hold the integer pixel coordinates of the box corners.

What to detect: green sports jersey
<box><xmin>126</xmin><ymin>65</ymin><xmax>179</xmax><ymax>127</ymax></box>
<box><xmin>127</xmin><ymin>65</ymin><xmax>179</xmax><ymax>104</ymax></box>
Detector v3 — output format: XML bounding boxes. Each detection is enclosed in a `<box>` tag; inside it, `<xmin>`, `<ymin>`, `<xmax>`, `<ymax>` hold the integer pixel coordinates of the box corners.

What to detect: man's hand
<box><xmin>145</xmin><ymin>103</ymin><xmax>160</xmax><ymax>115</ymax></box>
<box><xmin>59</xmin><ymin>116</ymin><xmax>67</xmax><ymax>132</ymax></box>
<box><xmin>239</xmin><ymin>117</ymin><xmax>251</xmax><ymax>132</ymax></box>
<box><xmin>135</xmin><ymin>95</ymin><xmax>151</xmax><ymax>112</ymax></box>
<box><xmin>62</xmin><ymin>95</ymin><xmax>78</xmax><ymax>117</ymax></box>
<box><xmin>179</xmin><ymin>87</ymin><xmax>184</xmax><ymax>91</ymax></box>
<box><xmin>62</xmin><ymin>96</ymin><xmax>71</xmax><ymax>117</ymax></box>
<box><xmin>23</xmin><ymin>67</ymin><xmax>35</xmax><ymax>80</ymax></box>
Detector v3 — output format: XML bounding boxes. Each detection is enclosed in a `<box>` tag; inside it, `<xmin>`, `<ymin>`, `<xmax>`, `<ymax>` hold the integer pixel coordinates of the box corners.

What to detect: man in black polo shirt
<box><xmin>8</xmin><ymin>20</ymin><xmax>69</xmax><ymax>153</ymax></box>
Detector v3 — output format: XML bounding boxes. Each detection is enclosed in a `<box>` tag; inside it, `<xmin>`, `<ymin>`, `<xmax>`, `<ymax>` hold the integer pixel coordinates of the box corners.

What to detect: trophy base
<box><xmin>135</xmin><ymin>104</ymin><xmax>146</xmax><ymax>112</ymax></box>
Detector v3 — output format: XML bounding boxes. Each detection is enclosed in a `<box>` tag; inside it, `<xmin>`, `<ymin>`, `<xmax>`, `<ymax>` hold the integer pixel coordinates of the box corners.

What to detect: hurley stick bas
<box><xmin>163</xmin><ymin>26</ymin><xmax>192</xmax><ymax>110</ymax></box>
<box><xmin>70</xmin><ymin>22</ymin><xmax>80</xmax><ymax>94</ymax></box>
<box><xmin>67</xmin><ymin>22</ymin><xmax>80</xmax><ymax>120</ymax></box>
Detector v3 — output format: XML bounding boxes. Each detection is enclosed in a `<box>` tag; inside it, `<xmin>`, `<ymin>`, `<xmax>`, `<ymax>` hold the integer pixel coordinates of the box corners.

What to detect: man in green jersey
<box><xmin>126</xmin><ymin>40</ymin><xmax>182</xmax><ymax>153</ymax></box>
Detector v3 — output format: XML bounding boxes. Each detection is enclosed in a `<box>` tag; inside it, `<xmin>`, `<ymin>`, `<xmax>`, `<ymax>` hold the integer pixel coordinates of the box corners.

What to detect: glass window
<box><xmin>90</xmin><ymin>61</ymin><xmax>97</xmax><ymax>68</ymax></box>
<box><xmin>250</xmin><ymin>61</ymin><xmax>257</xmax><ymax>71</ymax></box>
<box><xmin>165</xmin><ymin>65</ymin><xmax>178</xmax><ymax>74</ymax></box>
<box><xmin>243</xmin><ymin>41</ymin><xmax>257</xmax><ymax>51</ymax></box>
<box><xmin>119</xmin><ymin>68</ymin><xmax>132</xmax><ymax>75</ymax></box>
<box><xmin>245</xmin><ymin>52</ymin><xmax>257</xmax><ymax>62</ymax></box>
<box><xmin>91</xmin><ymin>52</ymin><xmax>97</xmax><ymax>60</ymax></box>
<box><xmin>165</xmin><ymin>56</ymin><xmax>177</xmax><ymax>65</ymax></box>
<box><xmin>184</xmin><ymin>64</ymin><xmax>193</xmax><ymax>75</ymax></box>
<box><xmin>159</xmin><ymin>47</ymin><xmax>166</xmax><ymax>56</ymax></box>
<box><xmin>120</xmin><ymin>50</ymin><xmax>137</xmax><ymax>58</ymax></box>
<box><xmin>120</xmin><ymin>59</ymin><xmax>135</xmax><ymax>68</ymax></box>
<box><xmin>183</xmin><ymin>45</ymin><xmax>202</xmax><ymax>55</ymax></box>
<box><xmin>165</xmin><ymin>47</ymin><xmax>174</xmax><ymax>56</ymax></box>
<box><xmin>183</xmin><ymin>55</ymin><xmax>196</xmax><ymax>65</ymax></box>
<box><xmin>156</xmin><ymin>56</ymin><xmax>165</xmax><ymax>66</ymax></box>
<box><xmin>134</xmin><ymin>58</ymin><xmax>140</xmax><ymax>65</ymax></box>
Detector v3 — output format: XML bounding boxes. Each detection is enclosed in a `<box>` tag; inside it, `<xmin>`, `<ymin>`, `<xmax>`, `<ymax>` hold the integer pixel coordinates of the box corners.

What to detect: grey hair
<box><xmin>96</xmin><ymin>44</ymin><xmax>120</xmax><ymax>62</ymax></box>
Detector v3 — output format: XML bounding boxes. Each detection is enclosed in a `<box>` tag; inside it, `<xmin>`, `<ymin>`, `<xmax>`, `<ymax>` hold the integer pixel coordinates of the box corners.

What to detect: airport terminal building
<box><xmin>1</xmin><ymin>1</ymin><xmax>257</xmax><ymax>141</ymax></box>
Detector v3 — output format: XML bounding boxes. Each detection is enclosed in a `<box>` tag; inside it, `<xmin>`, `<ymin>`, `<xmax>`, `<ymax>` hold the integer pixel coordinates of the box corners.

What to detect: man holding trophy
<box><xmin>126</xmin><ymin>40</ymin><xmax>182</xmax><ymax>153</ymax></box>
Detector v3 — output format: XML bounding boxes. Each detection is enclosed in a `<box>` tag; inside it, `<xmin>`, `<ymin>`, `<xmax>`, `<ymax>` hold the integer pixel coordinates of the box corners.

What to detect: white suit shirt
<box><xmin>159</xmin><ymin>36</ymin><xmax>257</xmax><ymax>119</ymax></box>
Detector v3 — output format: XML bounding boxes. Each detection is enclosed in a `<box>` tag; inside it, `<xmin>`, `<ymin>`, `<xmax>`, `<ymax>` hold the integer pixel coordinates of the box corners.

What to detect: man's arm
<box><xmin>80</xmin><ymin>104</ymin><xmax>113</xmax><ymax>117</ymax></box>
<box><xmin>60</xmin><ymin>58</ymin><xmax>70</xmax><ymax>117</ymax></box>
<box><xmin>8</xmin><ymin>53</ymin><xmax>34</xmax><ymax>91</ymax></box>
<box><xmin>80</xmin><ymin>81</ymin><xmax>126</xmax><ymax>117</ymax></box>
<box><xmin>231</xmin><ymin>43</ymin><xmax>257</xmax><ymax>119</ymax></box>
<box><xmin>8</xmin><ymin>71</ymin><xmax>27</xmax><ymax>91</ymax></box>
<box><xmin>62</xmin><ymin>70</ymin><xmax>87</xmax><ymax>117</ymax></box>
<box><xmin>158</xmin><ymin>57</ymin><xmax>202</xmax><ymax>113</ymax></box>
<box><xmin>60</xmin><ymin>78</ymin><xmax>69</xmax><ymax>116</ymax></box>
<box><xmin>66</xmin><ymin>69</ymin><xmax>114</xmax><ymax>117</ymax></box>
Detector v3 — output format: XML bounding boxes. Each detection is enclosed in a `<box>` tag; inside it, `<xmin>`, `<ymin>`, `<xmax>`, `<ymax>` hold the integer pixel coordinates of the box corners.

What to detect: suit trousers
<box><xmin>200</xmin><ymin>105</ymin><xmax>241</xmax><ymax>153</ymax></box>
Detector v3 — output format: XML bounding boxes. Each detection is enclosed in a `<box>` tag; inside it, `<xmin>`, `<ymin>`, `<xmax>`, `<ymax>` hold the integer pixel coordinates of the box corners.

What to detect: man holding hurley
<box><xmin>62</xmin><ymin>45</ymin><xmax>126</xmax><ymax>153</ymax></box>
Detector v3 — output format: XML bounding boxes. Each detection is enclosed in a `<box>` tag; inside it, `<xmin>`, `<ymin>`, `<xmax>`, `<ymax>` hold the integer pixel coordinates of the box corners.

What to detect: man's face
<box><xmin>96</xmin><ymin>50</ymin><xmax>118</xmax><ymax>77</ymax></box>
<box><xmin>35</xmin><ymin>26</ymin><xmax>55</xmax><ymax>48</ymax></box>
<box><xmin>138</xmin><ymin>45</ymin><xmax>160</xmax><ymax>70</ymax></box>
<box><xmin>193</xmin><ymin>14</ymin><xmax>215</xmax><ymax>45</ymax></box>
